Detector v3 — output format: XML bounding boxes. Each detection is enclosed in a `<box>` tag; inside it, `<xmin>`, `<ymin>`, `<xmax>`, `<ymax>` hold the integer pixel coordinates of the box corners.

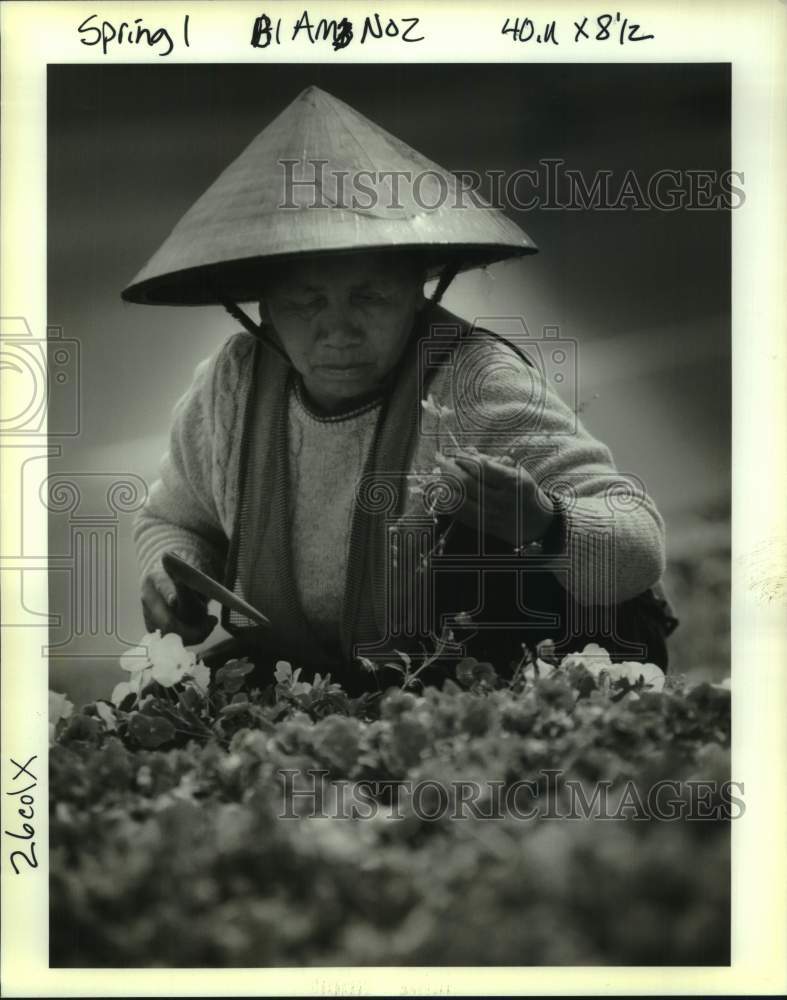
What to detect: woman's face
<box><xmin>260</xmin><ymin>251</ymin><xmax>426</xmax><ymax>413</ymax></box>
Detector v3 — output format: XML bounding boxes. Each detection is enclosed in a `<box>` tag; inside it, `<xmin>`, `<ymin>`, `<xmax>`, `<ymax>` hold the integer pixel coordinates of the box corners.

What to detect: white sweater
<box><xmin>134</xmin><ymin>331</ymin><xmax>666</xmax><ymax>624</ymax></box>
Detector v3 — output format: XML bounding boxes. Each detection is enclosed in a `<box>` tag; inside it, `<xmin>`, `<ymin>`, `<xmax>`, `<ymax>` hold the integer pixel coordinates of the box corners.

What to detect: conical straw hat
<box><xmin>122</xmin><ymin>86</ymin><xmax>537</xmax><ymax>306</ymax></box>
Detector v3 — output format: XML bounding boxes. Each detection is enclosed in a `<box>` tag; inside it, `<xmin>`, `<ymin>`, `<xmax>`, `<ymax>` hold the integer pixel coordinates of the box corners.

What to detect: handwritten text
<box><xmin>5</xmin><ymin>756</ymin><xmax>38</xmax><ymax>875</ymax></box>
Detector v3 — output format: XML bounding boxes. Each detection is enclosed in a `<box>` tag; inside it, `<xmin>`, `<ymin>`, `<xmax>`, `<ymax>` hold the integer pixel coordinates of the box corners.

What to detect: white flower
<box><xmin>119</xmin><ymin>630</ymin><xmax>197</xmax><ymax>688</ymax></box>
<box><xmin>421</xmin><ymin>393</ymin><xmax>453</xmax><ymax>420</ymax></box>
<box><xmin>712</xmin><ymin>677</ymin><xmax>732</xmax><ymax>691</ymax></box>
<box><xmin>560</xmin><ymin>643</ymin><xmax>613</xmax><ymax>678</ymax></box>
<box><xmin>49</xmin><ymin>690</ymin><xmax>73</xmax><ymax>725</ymax></box>
<box><xmin>608</xmin><ymin>661</ymin><xmax>665</xmax><ymax>692</ymax></box>
<box><xmin>111</xmin><ymin>682</ymin><xmax>132</xmax><ymax>707</ymax></box>
<box><xmin>49</xmin><ymin>690</ymin><xmax>74</xmax><ymax>745</ymax></box>
<box><xmin>148</xmin><ymin>632</ymin><xmax>197</xmax><ymax>687</ymax></box>
<box><xmin>558</xmin><ymin>646</ymin><xmax>665</xmax><ymax>692</ymax></box>
<box><xmin>111</xmin><ymin>670</ymin><xmax>145</xmax><ymax>707</ymax></box>
<box><xmin>274</xmin><ymin>660</ymin><xmax>293</xmax><ymax>683</ymax></box>
<box><xmin>95</xmin><ymin>701</ymin><xmax>117</xmax><ymax>731</ymax></box>
<box><xmin>119</xmin><ymin>635</ymin><xmax>156</xmax><ymax>674</ymax></box>
<box><xmin>188</xmin><ymin>660</ymin><xmax>212</xmax><ymax>691</ymax></box>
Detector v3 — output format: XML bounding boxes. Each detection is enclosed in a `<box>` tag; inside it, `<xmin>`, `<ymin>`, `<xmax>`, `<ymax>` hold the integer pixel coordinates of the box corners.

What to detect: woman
<box><xmin>125</xmin><ymin>86</ymin><xmax>676</xmax><ymax>692</ymax></box>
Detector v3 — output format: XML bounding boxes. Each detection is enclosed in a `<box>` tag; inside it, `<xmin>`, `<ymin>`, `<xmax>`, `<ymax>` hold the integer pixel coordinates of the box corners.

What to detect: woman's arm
<box><xmin>432</xmin><ymin>337</ymin><xmax>666</xmax><ymax>605</ymax></box>
<box><xmin>133</xmin><ymin>332</ymin><xmax>255</xmax><ymax>617</ymax></box>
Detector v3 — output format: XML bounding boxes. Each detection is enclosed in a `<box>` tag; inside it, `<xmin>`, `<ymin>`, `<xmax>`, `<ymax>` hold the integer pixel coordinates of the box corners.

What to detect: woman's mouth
<box><xmin>314</xmin><ymin>363</ymin><xmax>374</xmax><ymax>379</ymax></box>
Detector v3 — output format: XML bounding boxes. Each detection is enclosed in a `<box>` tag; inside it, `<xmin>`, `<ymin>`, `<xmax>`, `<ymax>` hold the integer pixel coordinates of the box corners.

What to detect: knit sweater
<box><xmin>134</xmin><ymin>330</ymin><xmax>666</xmax><ymax>620</ymax></box>
<box><xmin>287</xmin><ymin>381</ymin><xmax>382</xmax><ymax>650</ymax></box>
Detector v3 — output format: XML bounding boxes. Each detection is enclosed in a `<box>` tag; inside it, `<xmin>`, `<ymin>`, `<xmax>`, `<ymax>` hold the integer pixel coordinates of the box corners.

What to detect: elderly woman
<box><xmin>125</xmin><ymin>86</ymin><xmax>675</xmax><ymax>692</ymax></box>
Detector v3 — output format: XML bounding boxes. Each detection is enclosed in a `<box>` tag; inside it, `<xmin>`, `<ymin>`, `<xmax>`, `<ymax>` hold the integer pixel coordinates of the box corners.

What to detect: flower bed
<box><xmin>50</xmin><ymin>639</ymin><xmax>732</xmax><ymax>967</ymax></box>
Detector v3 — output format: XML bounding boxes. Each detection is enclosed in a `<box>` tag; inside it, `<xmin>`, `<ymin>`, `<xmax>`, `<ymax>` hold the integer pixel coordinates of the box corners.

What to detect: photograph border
<box><xmin>2</xmin><ymin>1</ymin><xmax>785</xmax><ymax>995</ymax></box>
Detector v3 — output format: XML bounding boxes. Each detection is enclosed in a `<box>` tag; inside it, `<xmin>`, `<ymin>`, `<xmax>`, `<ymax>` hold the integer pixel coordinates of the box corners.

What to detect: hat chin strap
<box><xmin>428</xmin><ymin>259</ymin><xmax>461</xmax><ymax>307</ymax></box>
<box><xmin>212</xmin><ymin>289</ymin><xmax>292</xmax><ymax>363</ymax></box>
<box><xmin>213</xmin><ymin>260</ymin><xmax>462</xmax><ymax>366</ymax></box>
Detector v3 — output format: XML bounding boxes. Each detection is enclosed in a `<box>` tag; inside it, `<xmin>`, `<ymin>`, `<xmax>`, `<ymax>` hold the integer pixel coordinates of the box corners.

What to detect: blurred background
<box><xmin>47</xmin><ymin>63</ymin><xmax>730</xmax><ymax>704</ymax></box>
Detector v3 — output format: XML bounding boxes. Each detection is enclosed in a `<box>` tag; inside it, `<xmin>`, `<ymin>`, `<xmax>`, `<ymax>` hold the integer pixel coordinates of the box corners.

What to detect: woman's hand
<box><xmin>141</xmin><ymin>574</ymin><xmax>218</xmax><ymax>646</ymax></box>
<box><xmin>434</xmin><ymin>449</ymin><xmax>556</xmax><ymax>549</ymax></box>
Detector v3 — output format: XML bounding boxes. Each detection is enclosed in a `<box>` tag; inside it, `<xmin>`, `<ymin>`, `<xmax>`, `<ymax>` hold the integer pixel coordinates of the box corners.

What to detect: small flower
<box><xmin>274</xmin><ymin>660</ymin><xmax>293</xmax><ymax>684</ymax></box>
<box><xmin>95</xmin><ymin>701</ymin><xmax>117</xmax><ymax>731</ymax></box>
<box><xmin>608</xmin><ymin>661</ymin><xmax>665</xmax><ymax>692</ymax></box>
<box><xmin>49</xmin><ymin>690</ymin><xmax>74</xmax><ymax>744</ymax></box>
<box><xmin>712</xmin><ymin>677</ymin><xmax>731</xmax><ymax>691</ymax></box>
<box><xmin>421</xmin><ymin>393</ymin><xmax>454</xmax><ymax>420</ymax></box>
<box><xmin>560</xmin><ymin>643</ymin><xmax>613</xmax><ymax>678</ymax></box>
<box><xmin>147</xmin><ymin>632</ymin><xmax>197</xmax><ymax>687</ymax></box>
<box><xmin>536</xmin><ymin>638</ymin><xmax>560</xmax><ymax>665</ymax></box>
<box><xmin>111</xmin><ymin>670</ymin><xmax>145</xmax><ymax>707</ymax></box>
<box><xmin>188</xmin><ymin>660</ymin><xmax>212</xmax><ymax>691</ymax></box>
<box><xmin>49</xmin><ymin>689</ymin><xmax>74</xmax><ymax>724</ymax></box>
<box><xmin>119</xmin><ymin>630</ymin><xmax>197</xmax><ymax>688</ymax></box>
<box><xmin>111</xmin><ymin>681</ymin><xmax>133</xmax><ymax>707</ymax></box>
<box><xmin>136</xmin><ymin>765</ymin><xmax>153</xmax><ymax>791</ymax></box>
<box><xmin>119</xmin><ymin>636</ymin><xmax>154</xmax><ymax>674</ymax></box>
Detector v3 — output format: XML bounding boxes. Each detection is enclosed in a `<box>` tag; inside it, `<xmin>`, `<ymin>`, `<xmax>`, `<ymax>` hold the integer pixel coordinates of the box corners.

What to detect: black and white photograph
<box><xmin>2</xmin><ymin>2</ymin><xmax>786</xmax><ymax>994</ymax></box>
<box><xmin>45</xmin><ymin>60</ymin><xmax>733</xmax><ymax>967</ymax></box>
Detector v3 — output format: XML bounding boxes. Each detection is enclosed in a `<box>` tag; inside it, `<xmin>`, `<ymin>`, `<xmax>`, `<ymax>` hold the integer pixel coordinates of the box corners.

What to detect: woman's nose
<box><xmin>316</xmin><ymin>305</ymin><xmax>365</xmax><ymax>347</ymax></box>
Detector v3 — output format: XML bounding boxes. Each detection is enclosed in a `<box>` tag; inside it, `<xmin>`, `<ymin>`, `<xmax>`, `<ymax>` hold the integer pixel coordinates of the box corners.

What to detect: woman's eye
<box><xmin>287</xmin><ymin>298</ymin><xmax>324</xmax><ymax>313</ymax></box>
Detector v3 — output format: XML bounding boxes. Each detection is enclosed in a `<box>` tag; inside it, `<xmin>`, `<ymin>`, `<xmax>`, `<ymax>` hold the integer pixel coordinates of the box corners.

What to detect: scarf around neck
<box><xmin>223</xmin><ymin>302</ymin><xmax>456</xmax><ymax>669</ymax></box>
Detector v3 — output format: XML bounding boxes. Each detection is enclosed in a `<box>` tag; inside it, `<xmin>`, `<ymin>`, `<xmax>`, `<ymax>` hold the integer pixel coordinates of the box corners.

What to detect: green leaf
<box><xmin>216</xmin><ymin>658</ymin><xmax>255</xmax><ymax>692</ymax></box>
<box><xmin>176</xmin><ymin>689</ymin><xmax>207</xmax><ymax>730</ymax></box>
<box><xmin>456</xmin><ymin>657</ymin><xmax>479</xmax><ymax>687</ymax></box>
<box><xmin>60</xmin><ymin>713</ymin><xmax>102</xmax><ymax>745</ymax></box>
<box><xmin>178</xmin><ymin>686</ymin><xmax>203</xmax><ymax>713</ymax></box>
<box><xmin>128</xmin><ymin>712</ymin><xmax>176</xmax><ymax>748</ymax></box>
<box><xmin>473</xmin><ymin>661</ymin><xmax>498</xmax><ymax>686</ymax></box>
